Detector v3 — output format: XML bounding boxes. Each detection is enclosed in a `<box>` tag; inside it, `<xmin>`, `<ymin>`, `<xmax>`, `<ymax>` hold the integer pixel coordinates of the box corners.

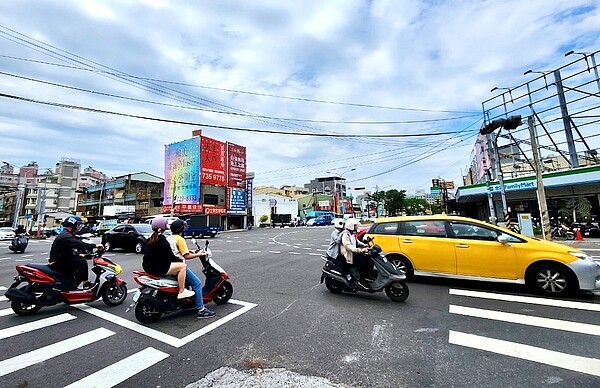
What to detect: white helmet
<box><xmin>334</xmin><ymin>219</ymin><xmax>344</xmax><ymax>229</ymax></box>
<box><xmin>344</xmin><ymin>218</ymin><xmax>360</xmax><ymax>231</ymax></box>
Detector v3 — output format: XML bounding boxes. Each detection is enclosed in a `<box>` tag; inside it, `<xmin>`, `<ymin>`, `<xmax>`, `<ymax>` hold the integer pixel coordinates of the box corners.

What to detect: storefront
<box><xmin>456</xmin><ymin>165</ymin><xmax>600</xmax><ymax>225</ymax></box>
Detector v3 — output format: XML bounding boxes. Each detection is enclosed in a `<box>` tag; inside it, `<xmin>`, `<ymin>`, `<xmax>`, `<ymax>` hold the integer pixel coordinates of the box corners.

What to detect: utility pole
<box><xmin>479</xmin><ymin>139</ymin><xmax>497</xmax><ymax>224</ymax></box>
<box><xmin>554</xmin><ymin>69</ymin><xmax>579</xmax><ymax>168</ymax></box>
<box><xmin>528</xmin><ymin>116</ymin><xmax>551</xmax><ymax>240</ymax></box>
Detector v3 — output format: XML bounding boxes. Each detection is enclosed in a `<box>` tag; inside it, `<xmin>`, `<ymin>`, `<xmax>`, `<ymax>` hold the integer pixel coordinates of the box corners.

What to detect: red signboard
<box><xmin>205</xmin><ymin>206</ymin><xmax>227</xmax><ymax>215</ymax></box>
<box><xmin>162</xmin><ymin>204</ymin><xmax>204</xmax><ymax>214</ymax></box>
<box><xmin>227</xmin><ymin>142</ymin><xmax>246</xmax><ymax>189</ymax></box>
<box><xmin>201</xmin><ymin>136</ymin><xmax>227</xmax><ymax>186</ymax></box>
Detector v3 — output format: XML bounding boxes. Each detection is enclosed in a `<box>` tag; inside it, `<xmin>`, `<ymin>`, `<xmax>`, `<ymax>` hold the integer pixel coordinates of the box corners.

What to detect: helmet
<box><xmin>333</xmin><ymin>219</ymin><xmax>345</xmax><ymax>229</ymax></box>
<box><xmin>344</xmin><ymin>218</ymin><xmax>360</xmax><ymax>231</ymax></box>
<box><xmin>170</xmin><ymin>219</ymin><xmax>186</xmax><ymax>234</ymax></box>
<box><xmin>151</xmin><ymin>217</ymin><xmax>168</xmax><ymax>231</ymax></box>
<box><xmin>62</xmin><ymin>216</ymin><xmax>82</xmax><ymax>229</ymax></box>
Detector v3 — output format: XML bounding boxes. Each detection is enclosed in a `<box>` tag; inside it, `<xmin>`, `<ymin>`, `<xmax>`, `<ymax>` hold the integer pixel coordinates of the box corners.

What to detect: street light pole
<box><xmin>565</xmin><ymin>50</ymin><xmax>600</xmax><ymax>95</ymax></box>
<box><xmin>326</xmin><ymin>168</ymin><xmax>355</xmax><ymax>214</ymax></box>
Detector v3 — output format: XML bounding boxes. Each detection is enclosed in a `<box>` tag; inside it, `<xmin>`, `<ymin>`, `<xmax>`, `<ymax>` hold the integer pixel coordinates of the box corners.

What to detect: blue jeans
<box><xmin>185</xmin><ymin>267</ymin><xmax>204</xmax><ymax>309</ymax></box>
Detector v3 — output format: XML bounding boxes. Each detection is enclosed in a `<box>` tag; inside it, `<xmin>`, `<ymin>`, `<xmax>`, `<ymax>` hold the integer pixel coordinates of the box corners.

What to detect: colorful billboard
<box><xmin>164</xmin><ymin>138</ymin><xmax>200</xmax><ymax>206</ymax></box>
<box><xmin>201</xmin><ymin>136</ymin><xmax>227</xmax><ymax>186</ymax></box>
<box><xmin>227</xmin><ymin>142</ymin><xmax>246</xmax><ymax>189</ymax></box>
<box><xmin>228</xmin><ymin>188</ymin><xmax>246</xmax><ymax>214</ymax></box>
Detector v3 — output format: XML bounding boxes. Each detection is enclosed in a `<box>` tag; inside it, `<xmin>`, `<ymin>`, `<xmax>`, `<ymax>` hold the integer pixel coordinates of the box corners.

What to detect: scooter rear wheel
<box><xmin>213</xmin><ymin>281</ymin><xmax>233</xmax><ymax>305</ymax></box>
<box><xmin>324</xmin><ymin>277</ymin><xmax>344</xmax><ymax>294</ymax></box>
<box><xmin>385</xmin><ymin>281</ymin><xmax>409</xmax><ymax>302</ymax></box>
<box><xmin>134</xmin><ymin>301</ymin><xmax>162</xmax><ymax>323</ymax></box>
<box><xmin>11</xmin><ymin>286</ymin><xmax>42</xmax><ymax>315</ymax></box>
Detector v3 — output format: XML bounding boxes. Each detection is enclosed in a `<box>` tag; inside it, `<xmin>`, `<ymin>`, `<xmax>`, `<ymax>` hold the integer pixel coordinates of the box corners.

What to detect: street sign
<box><xmin>269</xmin><ymin>198</ymin><xmax>277</xmax><ymax>208</ymax></box>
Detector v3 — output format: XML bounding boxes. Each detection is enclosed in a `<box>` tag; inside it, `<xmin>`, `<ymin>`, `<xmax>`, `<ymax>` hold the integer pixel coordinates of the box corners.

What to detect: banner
<box><xmin>201</xmin><ymin>136</ymin><xmax>227</xmax><ymax>186</ymax></box>
<box><xmin>227</xmin><ymin>142</ymin><xmax>246</xmax><ymax>189</ymax></box>
<box><xmin>205</xmin><ymin>206</ymin><xmax>227</xmax><ymax>215</ymax></box>
<box><xmin>246</xmin><ymin>177</ymin><xmax>253</xmax><ymax>210</ymax></box>
<box><xmin>228</xmin><ymin>188</ymin><xmax>246</xmax><ymax>214</ymax></box>
<box><xmin>164</xmin><ymin>138</ymin><xmax>201</xmax><ymax>206</ymax></box>
<box><xmin>162</xmin><ymin>204</ymin><xmax>204</xmax><ymax>214</ymax></box>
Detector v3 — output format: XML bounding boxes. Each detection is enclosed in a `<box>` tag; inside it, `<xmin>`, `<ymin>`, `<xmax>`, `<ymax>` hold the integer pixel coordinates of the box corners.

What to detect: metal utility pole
<box><xmin>12</xmin><ymin>184</ymin><xmax>25</xmax><ymax>229</ymax></box>
<box><xmin>492</xmin><ymin>131</ymin><xmax>511</xmax><ymax>228</ymax></box>
<box><xmin>528</xmin><ymin>116</ymin><xmax>551</xmax><ymax>240</ymax></box>
<box><xmin>479</xmin><ymin>139</ymin><xmax>497</xmax><ymax>224</ymax></box>
<box><xmin>554</xmin><ymin>69</ymin><xmax>579</xmax><ymax>168</ymax></box>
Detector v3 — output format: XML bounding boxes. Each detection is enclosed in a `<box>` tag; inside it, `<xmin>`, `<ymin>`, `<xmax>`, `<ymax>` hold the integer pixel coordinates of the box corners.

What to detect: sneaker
<box><xmin>177</xmin><ymin>289</ymin><xmax>195</xmax><ymax>299</ymax></box>
<box><xmin>197</xmin><ymin>307</ymin><xmax>216</xmax><ymax>319</ymax></box>
<box><xmin>80</xmin><ymin>281</ymin><xmax>95</xmax><ymax>290</ymax></box>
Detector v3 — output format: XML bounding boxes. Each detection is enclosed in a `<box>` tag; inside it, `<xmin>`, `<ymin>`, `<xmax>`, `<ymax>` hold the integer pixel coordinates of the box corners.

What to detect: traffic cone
<box><xmin>575</xmin><ymin>229</ymin><xmax>584</xmax><ymax>241</ymax></box>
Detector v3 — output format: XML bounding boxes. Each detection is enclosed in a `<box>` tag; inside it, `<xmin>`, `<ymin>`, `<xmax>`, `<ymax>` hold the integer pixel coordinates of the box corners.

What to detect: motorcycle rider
<box><xmin>48</xmin><ymin>216</ymin><xmax>103</xmax><ymax>289</ymax></box>
<box><xmin>142</xmin><ymin>217</ymin><xmax>194</xmax><ymax>299</ymax></box>
<box><xmin>167</xmin><ymin>219</ymin><xmax>216</xmax><ymax>319</ymax></box>
<box><xmin>340</xmin><ymin>218</ymin><xmax>370</xmax><ymax>289</ymax></box>
<box><xmin>326</xmin><ymin>219</ymin><xmax>356</xmax><ymax>283</ymax></box>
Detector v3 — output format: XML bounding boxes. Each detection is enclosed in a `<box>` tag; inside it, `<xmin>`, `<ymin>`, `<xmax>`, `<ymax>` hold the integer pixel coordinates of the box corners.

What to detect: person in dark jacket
<box><xmin>48</xmin><ymin>216</ymin><xmax>103</xmax><ymax>289</ymax></box>
<box><xmin>142</xmin><ymin>217</ymin><xmax>194</xmax><ymax>299</ymax></box>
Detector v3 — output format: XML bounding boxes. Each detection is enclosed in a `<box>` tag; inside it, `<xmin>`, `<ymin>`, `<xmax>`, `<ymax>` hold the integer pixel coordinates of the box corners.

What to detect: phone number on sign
<box><xmin>201</xmin><ymin>173</ymin><xmax>226</xmax><ymax>182</ymax></box>
<box><xmin>174</xmin><ymin>195</ymin><xmax>198</xmax><ymax>202</ymax></box>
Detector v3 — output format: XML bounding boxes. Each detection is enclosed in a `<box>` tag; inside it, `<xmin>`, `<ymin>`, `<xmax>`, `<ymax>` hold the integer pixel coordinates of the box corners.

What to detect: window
<box><xmin>449</xmin><ymin>221</ymin><xmax>499</xmax><ymax>241</ymax></box>
<box><xmin>204</xmin><ymin>194</ymin><xmax>218</xmax><ymax>205</ymax></box>
<box><xmin>113</xmin><ymin>225</ymin><xmax>126</xmax><ymax>233</ymax></box>
<box><xmin>403</xmin><ymin>220</ymin><xmax>447</xmax><ymax>237</ymax></box>
<box><xmin>372</xmin><ymin>222</ymin><xmax>399</xmax><ymax>235</ymax></box>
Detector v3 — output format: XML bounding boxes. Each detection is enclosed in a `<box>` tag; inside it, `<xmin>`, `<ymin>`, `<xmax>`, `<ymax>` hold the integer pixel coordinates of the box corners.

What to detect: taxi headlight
<box><xmin>569</xmin><ymin>251</ymin><xmax>595</xmax><ymax>262</ymax></box>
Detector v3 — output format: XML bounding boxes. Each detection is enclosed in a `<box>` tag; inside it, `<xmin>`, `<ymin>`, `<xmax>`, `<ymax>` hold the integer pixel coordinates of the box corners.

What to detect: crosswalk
<box><xmin>0</xmin><ymin>304</ymin><xmax>169</xmax><ymax>386</ymax></box>
<box><xmin>448</xmin><ymin>288</ymin><xmax>600</xmax><ymax>377</ymax></box>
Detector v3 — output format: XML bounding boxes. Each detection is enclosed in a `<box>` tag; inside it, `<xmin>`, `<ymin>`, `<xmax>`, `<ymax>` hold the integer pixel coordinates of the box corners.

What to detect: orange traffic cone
<box><xmin>575</xmin><ymin>229</ymin><xmax>584</xmax><ymax>241</ymax></box>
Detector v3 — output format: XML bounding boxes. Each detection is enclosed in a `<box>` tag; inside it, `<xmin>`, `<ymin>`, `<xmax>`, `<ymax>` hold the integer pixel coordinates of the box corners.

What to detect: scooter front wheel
<box><xmin>213</xmin><ymin>281</ymin><xmax>233</xmax><ymax>305</ymax></box>
<box><xmin>385</xmin><ymin>281</ymin><xmax>409</xmax><ymax>302</ymax></box>
<box><xmin>134</xmin><ymin>301</ymin><xmax>162</xmax><ymax>324</ymax></box>
<box><xmin>102</xmin><ymin>282</ymin><xmax>128</xmax><ymax>306</ymax></box>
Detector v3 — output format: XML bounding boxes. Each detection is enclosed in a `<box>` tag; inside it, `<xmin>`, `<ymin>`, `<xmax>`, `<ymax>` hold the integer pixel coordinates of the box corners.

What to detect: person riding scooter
<box><xmin>167</xmin><ymin>219</ymin><xmax>216</xmax><ymax>319</ymax></box>
<box><xmin>340</xmin><ymin>218</ymin><xmax>370</xmax><ymax>289</ymax></box>
<box><xmin>48</xmin><ymin>216</ymin><xmax>104</xmax><ymax>289</ymax></box>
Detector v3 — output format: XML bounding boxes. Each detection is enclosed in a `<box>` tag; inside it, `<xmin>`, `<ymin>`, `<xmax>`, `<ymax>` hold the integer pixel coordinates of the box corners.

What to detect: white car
<box><xmin>306</xmin><ymin>218</ymin><xmax>316</xmax><ymax>226</ymax></box>
<box><xmin>0</xmin><ymin>227</ymin><xmax>15</xmax><ymax>240</ymax></box>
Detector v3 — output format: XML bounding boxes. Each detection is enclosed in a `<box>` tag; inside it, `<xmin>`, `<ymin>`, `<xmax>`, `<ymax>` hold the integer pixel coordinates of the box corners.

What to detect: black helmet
<box><xmin>62</xmin><ymin>216</ymin><xmax>82</xmax><ymax>230</ymax></box>
<box><xmin>170</xmin><ymin>219</ymin><xmax>186</xmax><ymax>234</ymax></box>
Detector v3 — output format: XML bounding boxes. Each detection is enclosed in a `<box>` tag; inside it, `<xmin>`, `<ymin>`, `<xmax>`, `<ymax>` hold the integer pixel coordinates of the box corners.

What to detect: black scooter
<box><xmin>320</xmin><ymin>239</ymin><xmax>409</xmax><ymax>302</ymax></box>
<box><xmin>9</xmin><ymin>233</ymin><xmax>29</xmax><ymax>253</ymax></box>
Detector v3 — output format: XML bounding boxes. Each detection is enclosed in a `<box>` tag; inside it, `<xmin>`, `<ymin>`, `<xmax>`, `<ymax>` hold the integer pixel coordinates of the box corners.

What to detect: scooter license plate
<box><xmin>132</xmin><ymin>290</ymin><xmax>141</xmax><ymax>303</ymax></box>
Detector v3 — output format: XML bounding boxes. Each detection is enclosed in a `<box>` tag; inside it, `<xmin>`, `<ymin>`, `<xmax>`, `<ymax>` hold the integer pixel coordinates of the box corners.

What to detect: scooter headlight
<box><xmin>111</xmin><ymin>264</ymin><xmax>123</xmax><ymax>274</ymax></box>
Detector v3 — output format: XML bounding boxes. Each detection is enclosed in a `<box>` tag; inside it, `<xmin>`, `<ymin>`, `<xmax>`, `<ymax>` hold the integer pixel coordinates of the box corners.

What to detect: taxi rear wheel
<box><xmin>388</xmin><ymin>256</ymin><xmax>414</xmax><ymax>279</ymax></box>
<box><xmin>527</xmin><ymin>264</ymin><xmax>577</xmax><ymax>296</ymax></box>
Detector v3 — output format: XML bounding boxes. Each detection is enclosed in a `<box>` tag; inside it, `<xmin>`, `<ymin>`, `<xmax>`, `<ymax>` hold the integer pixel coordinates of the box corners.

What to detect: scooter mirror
<box><xmin>205</xmin><ymin>240</ymin><xmax>209</xmax><ymax>247</ymax></box>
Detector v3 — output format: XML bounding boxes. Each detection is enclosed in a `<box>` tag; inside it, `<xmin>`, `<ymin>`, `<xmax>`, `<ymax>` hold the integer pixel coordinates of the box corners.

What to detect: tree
<box><xmin>367</xmin><ymin>191</ymin><xmax>386</xmax><ymax>217</ymax></box>
<box><xmin>404</xmin><ymin>197</ymin><xmax>430</xmax><ymax>215</ymax></box>
<box><xmin>383</xmin><ymin>189</ymin><xmax>406</xmax><ymax>216</ymax></box>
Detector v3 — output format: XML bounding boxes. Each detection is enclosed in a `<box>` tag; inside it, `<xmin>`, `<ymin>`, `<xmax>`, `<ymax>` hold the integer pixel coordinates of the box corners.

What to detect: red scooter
<box><xmin>128</xmin><ymin>239</ymin><xmax>233</xmax><ymax>323</ymax></box>
<box><xmin>5</xmin><ymin>248</ymin><xmax>127</xmax><ymax>315</ymax></box>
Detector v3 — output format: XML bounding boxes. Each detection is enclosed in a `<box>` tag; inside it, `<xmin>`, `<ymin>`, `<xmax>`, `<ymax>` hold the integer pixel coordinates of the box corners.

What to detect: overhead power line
<box><xmin>0</xmin><ymin>91</ymin><xmax>469</xmax><ymax>138</ymax></box>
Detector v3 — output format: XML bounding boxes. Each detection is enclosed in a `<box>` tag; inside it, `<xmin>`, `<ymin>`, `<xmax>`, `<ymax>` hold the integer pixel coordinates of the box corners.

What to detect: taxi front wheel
<box><xmin>528</xmin><ymin>264</ymin><xmax>576</xmax><ymax>296</ymax></box>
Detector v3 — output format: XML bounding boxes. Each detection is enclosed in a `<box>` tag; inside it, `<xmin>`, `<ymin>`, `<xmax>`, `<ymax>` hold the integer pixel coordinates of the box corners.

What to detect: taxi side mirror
<box><xmin>497</xmin><ymin>235</ymin><xmax>509</xmax><ymax>245</ymax></box>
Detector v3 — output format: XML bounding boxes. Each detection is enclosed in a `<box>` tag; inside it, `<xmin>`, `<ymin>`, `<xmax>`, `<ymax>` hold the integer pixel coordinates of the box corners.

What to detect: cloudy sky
<box><xmin>0</xmin><ymin>0</ymin><xmax>598</xmax><ymax>195</ymax></box>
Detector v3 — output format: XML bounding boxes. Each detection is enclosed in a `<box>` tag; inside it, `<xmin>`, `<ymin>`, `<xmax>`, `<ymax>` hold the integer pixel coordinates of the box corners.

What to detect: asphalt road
<box><xmin>0</xmin><ymin>228</ymin><xmax>599</xmax><ymax>387</ymax></box>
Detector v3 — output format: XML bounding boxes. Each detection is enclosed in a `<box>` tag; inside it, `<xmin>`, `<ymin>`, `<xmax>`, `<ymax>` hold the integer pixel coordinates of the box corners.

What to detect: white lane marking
<box><xmin>64</xmin><ymin>347</ymin><xmax>169</xmax><ymax>388</ymax></box>
<box><xmin>0</xmin><ymin>286</ymin><xmax>6</xmax><ymax>291</ymax></box>
<box><xmin>0</xmin><ymin>296</ymin><xmax>8</xmax><ymax>302</ymax></box>
<box><xmin>321</xmin><ymin>245</ymin><xmax>328</xmax><ymax>247</ymax></box>
<box><xmin>289</xmin><ymin>252</ymin><xmax>301</xmax><ymax>255</ymax></box>
<box><xmin>268</xmin><ymin>251</ymin><xmax>281</xmax><ymax>254</ymax></box>
<box><xmin>231</xmin><ymin>250</ymin><xmax>241</xmax><ymax>253</ymax></box>
<box><xmin>0</xmin><ymin>308</ymin><xmax>14</xmax><ymax>317</ymax></box>
<box><xmin>15</xmin><ymin>259</ymin><xmax>32</xmax><ymax>262</ymax></box>
<box><xmin>21</xmin><ymin>254</ymin><xmax>34</xmax><ymax>258</ymax></box>
<box><xmin>449</xmin><ymin>289</ymin><xmax>600</xmax><ymax>312</ymax></box>
<box><xmin>74</xmin><ymin>299</ymin><xmax>257</xmax><ymax>348</ymax></box>
<box><xmin>0</xmin><ymin>313</ymin><xmax>77</xmax><ymax>340</ymax></box>
<box><xmin>0</xmin><ymin>328</ymin><xmax>114</xmax><ymax>377</ymax></box>
<box><xmin>308</xmin><ymin>253</ymin><xmax>322</xmax><ymax>256</ymax></box>
<box><xmin>303</xmin><ymin>247</ymin><xmax>312</xmax><ymax>250</ymax></box>
<box><xmin>581</xmin><ymin>248</ymin><xmax>600</xmax><ymax>251</ymax></box>
<box><xmin>211</xmin><ymin>249</ymin><xmax>223</xmax><ymax>253</ymax></box>
<box><xmin>449</xmin><ymin>305</ymin><xmax>600</xmax><ymax>336</ymax></box>
<box><xmin>449</xmin><ymin>330</ymin><xmax>600</xmax><ymax>377</ymax></box>
<box><xmin>0</xmin><ymin>258</ymin><xmax>10</xmax><ymax>261</ymax></box>
<box><xmin>249</xmin><ymin>250</ymin><xmax>261</xmax><ymax>253</ymax></box>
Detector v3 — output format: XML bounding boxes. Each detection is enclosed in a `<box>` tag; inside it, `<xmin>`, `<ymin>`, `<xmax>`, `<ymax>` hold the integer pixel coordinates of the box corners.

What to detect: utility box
<box><xmin>518</xmin><ymin>213</ymin><xmax>534</xmax><ymax>237</ymax></box>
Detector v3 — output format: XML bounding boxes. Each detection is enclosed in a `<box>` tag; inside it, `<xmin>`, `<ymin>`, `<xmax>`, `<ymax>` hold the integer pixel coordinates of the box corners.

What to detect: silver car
<box><xmin>0</xmin><ymin>227</ymin><xmax>15</xmax><ymax>240</ymax></box>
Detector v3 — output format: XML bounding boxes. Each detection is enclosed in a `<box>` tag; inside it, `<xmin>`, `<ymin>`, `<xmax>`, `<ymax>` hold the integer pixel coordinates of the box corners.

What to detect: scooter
<box><xmin>5</xmin><ymin>247</ymin><xmax>127</xmax><ymax>315</ymax></box>
<box><xmin>9</xmin><ymin>233</ymin><xmax>29</xmax><ymax>253</ymax></box>
<box><xmin>320</xmin><ymin>238</ymin><xmax>409</xmax><ymax>302</ymax></box>
<box><xmin>128</xmin><ymin>238</ymin><xmax>233</xmax><ymax>324</ymax></box>
<box><xmin>550</xmin><ymin>222</ymin><xmax>575</xmax><ymax>240</ymax></box>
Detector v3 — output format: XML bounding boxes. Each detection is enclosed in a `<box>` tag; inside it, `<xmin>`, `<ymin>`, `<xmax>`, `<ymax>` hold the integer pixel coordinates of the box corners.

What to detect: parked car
<box><xmin>0</xmin><ymin>227</ymin><xmax>15</xmax><ymax>240</ymax></box>
<box><xmin>101</xmin><ymin>223</ymin><xmax>153</xmax><ymax>254</ymax></box>
<box><xmin>306</xmin><ymin>218</ymin><xmax>317</xmax><ymax>226</ymax></box>
<box><xmin>365</xmin><ymin>214</ymin><xmax>600</xmax><ymax>297</ymax></box>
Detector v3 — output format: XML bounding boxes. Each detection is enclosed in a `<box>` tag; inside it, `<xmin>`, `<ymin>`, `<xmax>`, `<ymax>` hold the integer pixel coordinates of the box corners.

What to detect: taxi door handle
<box><xmin>402</xmin><ymin>239</ymin><xmax>413</xmax><ymax>243</ymax></box>
<box><xmin>455</xmin><ymin>244</ymin><xmax>469</xmax><ymax>248</ymax></box>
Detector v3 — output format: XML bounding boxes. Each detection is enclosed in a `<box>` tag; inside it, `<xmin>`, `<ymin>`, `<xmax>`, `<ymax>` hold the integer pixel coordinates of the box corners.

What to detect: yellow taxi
<box><xmin>365</xmin><ymin>214</ymin><xmax>600</xmax><ymax>296</ymax></box>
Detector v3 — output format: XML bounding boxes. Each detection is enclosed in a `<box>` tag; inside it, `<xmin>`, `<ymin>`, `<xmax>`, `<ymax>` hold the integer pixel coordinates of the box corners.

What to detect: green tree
<box><xmin>367</xmin><ymin>190</ymin><xmax>386</xmax><ymax>216</ymax></box>
<box><xmin>383</xmin><ymin>189</ymin><xmax>406</xmax><ymax>216</ymax></box>
<box><xmin>404</xmin><ymin>197</ymin><xmax>430</xmax><ymax>215</ymax></box>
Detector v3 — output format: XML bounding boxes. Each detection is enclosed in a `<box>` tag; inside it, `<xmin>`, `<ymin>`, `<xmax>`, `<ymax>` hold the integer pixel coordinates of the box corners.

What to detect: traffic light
<box><xmin>504</xmin><ymin>115</ymin><xmax>522</xmax><ymax>130</ymax></box>
<box><xmin>479</xmin><ymin>115</ymin><xmax>522</xmax><ymax>135</ymax></box>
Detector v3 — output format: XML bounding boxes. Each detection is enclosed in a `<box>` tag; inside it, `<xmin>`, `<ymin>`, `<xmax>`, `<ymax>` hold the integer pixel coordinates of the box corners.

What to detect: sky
<box><xmin>0</xmin><ymin>0</ymin><xmax>599</xmax><ymax>196</ymax></box>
